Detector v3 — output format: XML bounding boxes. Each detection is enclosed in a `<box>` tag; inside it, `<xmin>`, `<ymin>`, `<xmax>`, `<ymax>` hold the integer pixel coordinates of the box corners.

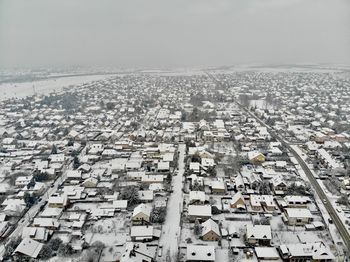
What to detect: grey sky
<box><xmin>0</xmin><ymin>0</ymin><xmax>349</xmax><ymax>68</ymax></box>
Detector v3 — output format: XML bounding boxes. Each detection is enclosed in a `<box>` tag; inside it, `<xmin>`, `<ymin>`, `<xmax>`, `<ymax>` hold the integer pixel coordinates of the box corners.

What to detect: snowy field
<box><xmin>0</xmin><ymin>74</ymin><xmax>116</xmax><ymax>101</ymax></box>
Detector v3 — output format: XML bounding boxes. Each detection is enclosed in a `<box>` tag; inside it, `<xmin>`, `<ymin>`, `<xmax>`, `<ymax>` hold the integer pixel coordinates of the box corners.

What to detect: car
<box><xmin>158</xmin><ymin>245</ymin><xmax>163</xmax><ymax>257</ymax></box>
<box><xmin>328</xmin><ymin>218</ymin><xmax>333</xmax><ymax>224</ymax></box>
<box><xmin>322</xmin><ymin>199</ymin><xmax>327</xmax><ymax>204</ymax></box>
<box><xmin>51</xmin><ymin>183</ymin><xmax>55</xmax><ymax>188</ymax></box>
<box><xmin>39</xmin><ymin>204</ymin><xmax>45</xmax><ymax>211</ymax></box>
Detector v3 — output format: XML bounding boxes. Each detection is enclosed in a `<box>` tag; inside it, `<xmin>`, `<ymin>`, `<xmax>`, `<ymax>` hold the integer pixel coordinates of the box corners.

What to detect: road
<box><xmin>159</xmin><ymin>143</ymin><xmax>186</xmax><ymax>261</ymax></box>
<box><xmin>207</xmin><ymin>72</ymin><xmax>350</xmax><ymax>251</ymax></box>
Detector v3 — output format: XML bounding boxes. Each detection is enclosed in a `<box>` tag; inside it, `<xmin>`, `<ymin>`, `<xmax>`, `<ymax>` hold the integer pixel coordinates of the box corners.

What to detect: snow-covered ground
<box><xmin>159</xmin><ymin>144</ymin><xmax>186</xmax><ymax>261</ymax></box>
<box><xmin>0</xmin><ymin>74</ymin><xmax>115</xmax><ymax>101</ymax></box>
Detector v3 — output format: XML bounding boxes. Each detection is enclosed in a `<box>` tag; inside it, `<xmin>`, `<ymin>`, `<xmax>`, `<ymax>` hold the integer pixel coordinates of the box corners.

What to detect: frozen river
<box><xmin>0</xmin><ymin>74</ymin><xmax>115</xmax><ymax>101</ymax></box>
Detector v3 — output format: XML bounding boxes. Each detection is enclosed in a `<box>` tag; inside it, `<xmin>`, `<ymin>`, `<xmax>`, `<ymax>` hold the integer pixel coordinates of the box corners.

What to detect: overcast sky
<box><xmin>0</xmin><ymin>0</ymin><xmax>349</xmax><ymax>69</ymax></box>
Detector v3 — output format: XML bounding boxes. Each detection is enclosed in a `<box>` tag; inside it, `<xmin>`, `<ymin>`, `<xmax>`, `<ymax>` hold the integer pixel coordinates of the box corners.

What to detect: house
<box><xmin>230</xmin><ymin>192</ymin><xmax>245</xmax><ymax>209</ymax></box>
<box><xmin>246</xmin><ymin>224</ymin><xmax>272</xmax><ymax>246</ymax></box>
<box><xmin>270</xmin><ymin>176</ymin><xmax>287</xmax><ymax>194</ymax></box>
<box><xmin>66</xmin><ymin>170</ymin><xmax>82</xmax><ymax>181</ymax></box>
<box><xmin>127</xmin><ymin>171</ymin><xmax>146</xmax><ymax>181</ymax></box>
<box><xmin>228</xmin><ymin>224</ymin><xmax>240</xmax><ymax>238</ymax></box>
<box><xmin>141</xmin><ymin>175</ymin><xmax>164</xmax><ymax>184</ymax></box>
<box><xmin>48</xmin><ymin>194</ymin><xmax>68</xmax><ymax>208</ymax></box>
<box><xmin>126</xmin><ymin>160</ymin><xmax>142</xmax><ymax>171</ymax></box>
<box><xmin>278</xmin><ymin>242</ymin><xmax>335</xmax><ymax>262</ymax></box>
<box><xmin>22</xmin><ymin>227</ymin><xmax>52</xmax><ymax>242</ymax></box>
<box><xmin>188</xmin><ymin>205</ymin><xmax>211</xmax><ymax>222</ymax></box>
<box><xmin>268</xmin><ymin>147</ymin><xmax>283</xmax><ymax>157</ymax></box>
<box><xmin>112</xmin><ymin>200</ymin><xmax>128</xmax><ymax>211</ymax></box>
<box><xmin>316</xmin><ymin>148</ymin><xmax>342</xmax><ymax>170</ymax></box>
<box><xmin>284</xmin><ymin>208</ymin><xmax>313</xmax><ymax>226</ymax></box>
<box><xmin>40</xmin><ymin>207</ymin><xmax>63</xmax><ymax>218</ymax></box>
<box><xmin>186</xmin><ymin>245</ymin><xmax>215</xmax><ymax>262</ymax></box>
<box><xmin>13</xmin><ymin>238</ymin><xmax>43</xmax><ymax>259</ymax></box>
<box><xmin>130</xmin><ymin>226</ymin><xmax>160</xmax><ymax>242</ymax></box>
<box><xmin>102</xmin><ymin>149</ymin><xmax>118</xmax><ymax>158</ymax></box>
<box><xmin>148</xmin><ymin>183</ymin><xmax>164</xmax><ymax>192</ymax></box>
<box><xmin>201</xmin><ymin>158</ymin><xmax>215</xmax><ymax>169</ymax></box>
<box><xmin>248</xmin><ymin>151</ymin><xmax>265</xmax><ymax>165</ymax></box>
<box><xmin>157</xmin><ymin>161</ymin><xmax>170</xmax><ymax>172</ymax></box>
<box><xmin>284</xmin><ymin>196</ymin><xmax>311</xmax><ymax>208</ymax></box>
<box><xmin>23</xmin><ymin>182</ymin><xmax>46</xmax><ymax>196</ymax></box>
<box><xmin>49</xmin><ymin>154</ymin><xmax>65</xmax><ymax>163</ymax></box>
<box><xmin>162</xmin><ymin>152</ymin><xmax>174</xmax><ymax>163</ymax></box>
<box><xmin>82</xmin><ymin>177</ymin><xmax>98</xmax><ymax>188</ymax></box>
<box><xmin>189</xmin><ymin>162</ymin><xmax>200</xmax><ymax>174</ymax></box>
<box><xmin>201</xmin><ymin>219</ymin><xmax>220</xmax><ymax>241</ymax></box>
<box><xmin>32</xmin><ymin>218</ymin><xmax>60</xmax><ymax>230</ymax></box>
<box><xmin>15</xmin><ymin>175</ymin><xmax>33</xmax><ymax>187</ymax></box>
<box><xmin>255</xmin><ymin>247</ymin><xmax>281</xmax><ymax>260</ymax></box>
<box><xmin>234</xmin><ymin>175</ymin><xmax>245</xmax><ymax>191</ymax></box>
<box><xmin>132</xmin><ymin>204</ymin><xmax>151</xmax><ymax>224</ymax></box>
<box><xmin>89</xmin><ymin>143</ymin><xmax>104</xmax><ymax>154</ymax></box>
<box><xmin>138</xmin><ymin>190</ymin><xmax>154</xmax><ymax>202</ymax></box>
<box><xmin>250</xmin><ymin>195</ymin><xmax>276</xmax><ymax>212</ymax></box>
<box><xmin>189</xmin><ymin>191</ymin><xmax>206</xmax><ymax>205</ymax></box>
<box><xmin>275</xmin><ymin>161</ymin><xmax>287</xmax><ymax>170</ymax></box>
<box><xmin>78</xmin><ymin>163</ymin><xmax>91</xmax><ymax>173</ymax></box>
<box><xmin>111</xmin><ymin>158</ymin><xmax>128</xmax><ymax>172</ymax></box>
<box><xmin>188</xmin><ymin>174</ymin><xmax>204</xmax><ymax>188</ymax></box>
<box><xmin>2</xmin><ymin>199</ymin><xmax>26</xmax><ymax>217</ymax></box>
<box><xmin>211</xmin><ymin>181</ymin><xmax>226</xmax><ymax>195</ymax></box>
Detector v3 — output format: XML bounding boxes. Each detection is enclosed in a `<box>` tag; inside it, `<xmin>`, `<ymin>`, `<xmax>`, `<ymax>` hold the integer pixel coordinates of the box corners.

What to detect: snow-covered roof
<box><xmin>255</xmin><ymin>247</ymin><xmax>280</xmax><ymax>259</ymax></box>
<box><xmin>186</xmin><ymin>245</ymin><xmax>215</xmax><ymax>261</ymax></box>
<box><xmin>231</xmin><ymin>192</ymin><xmax>244</xmax><ymax>204</ymax></box>
<box><xmin>246</xmin><ymin>224</ymin><xmax>272</xmax><ymax>240</ymax></box>
<box><xmin>281</xmin><ymin>242</ymin><xmax>335</xmax><ymax>260</ymax></box>
<box><xmin>211</xmin><ymin>180</ymin><xmax>225</xmax><ymax>190</ymax></box>
<box><xmin>14</xmin><ymin>238</ymin><xmax>43</xmax><ymax>258</ymax></box>
<box><xmin>189</xmin><ymin>191</ymin><xmax>206</xmax><ymax>203</ymax></box>
<box><xmin>188</xmin><ymin>205</ymin><xmax>211</xmax><ymax>217</ymax></box>
<box><xmin>67</xmin><ymin>170</ymin><xmax>82</xmax><ymax>179</ymax></box>
<box><xmin>285</xmin><ymin>208</ymin><xmax>313</xmax><ymax>218</ymax></box>
<box><xmin>157</xmin><ymin>161</ymin><xmax>170</xmax><ymax>170</ymax></box>
<box><xmin>130</xmin><ymin>226</ymin><xmax>154</xmax><ymax>237</ymax></box>
<box><xmin>317</xmin><ymin>148</ymin><xmax>341</xmax><ymax>169</ymax></box>
<box><xmin>133</xmin><ymin>204</ymin><xmax>151</xmax><ymax>218</ymax></box>
<box><xmin>284</xmin><ymin>196</ymin><xmax>311</xmax><ymax>204</ymax></box>
<box><xmin>201</xmin><ymin>219</ymin><xmax>220</xmax><ymax>237</ymax></box>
